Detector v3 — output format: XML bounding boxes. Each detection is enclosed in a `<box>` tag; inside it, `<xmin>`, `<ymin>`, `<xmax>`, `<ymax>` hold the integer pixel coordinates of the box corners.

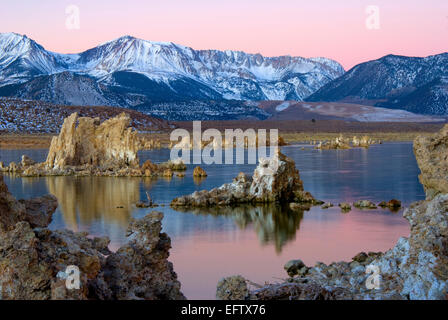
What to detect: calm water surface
<box><xmin>0</xmin><ymin>143</ymin><xmax>424</xmax><ymax>299</ymax></box>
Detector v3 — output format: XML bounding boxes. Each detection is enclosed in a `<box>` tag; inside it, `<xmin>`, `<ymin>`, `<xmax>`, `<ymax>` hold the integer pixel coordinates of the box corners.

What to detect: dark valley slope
<box><xmin>0</xmin><ymin>97</ymin><xmax>172</xmax><ymax>133</ymax></box>
<box><xmin>307</xmin><ymin>53</ymin><xmax>448</xmax><ymax>115</ymax></box>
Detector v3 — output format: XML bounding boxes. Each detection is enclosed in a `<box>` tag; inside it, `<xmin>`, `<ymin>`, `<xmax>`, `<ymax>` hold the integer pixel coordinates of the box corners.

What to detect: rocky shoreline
<box><xmin>218</xmin><ymin>194</ymin><xmax>448</xmax><ymax>300</ymax></box>
<box><xmin>1</xmin><ymin>111</ymin><xmax>447</xmax><ymax>300</ymax></box>
<box><xmin>216</xmin><ymin>124</ymin><xmax>448</xmax><ymax>300</ymax></box>
<box><xmin>0</xmin><ymin>175</ymin><xmax>184</xmax><ymax>300</ymax></box>
<box><xmin>216</xmin><ymin>125</ymin><xmax>448</xmax><ymax>300</ymax></box>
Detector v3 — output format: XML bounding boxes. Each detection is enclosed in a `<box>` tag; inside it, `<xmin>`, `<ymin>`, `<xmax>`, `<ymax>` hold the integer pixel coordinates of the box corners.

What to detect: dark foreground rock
<box><xmin>0</xmin><ymin>175</ymin><xmax>184</xmax><ymax>300</ymax></box>
<box><xmin>0</xmin><ymin>180</ymin><xmax>58</xmax><ymax>231</ymax></box>
<box><xmin>171</xmin><ymin>151</ymin><xmax>320</xmax><ymax>207</ymax></box>
<box><xmin>414</xmin><ymin>124</ymin><xmax>448</xmax><ymax>199</ymax></box>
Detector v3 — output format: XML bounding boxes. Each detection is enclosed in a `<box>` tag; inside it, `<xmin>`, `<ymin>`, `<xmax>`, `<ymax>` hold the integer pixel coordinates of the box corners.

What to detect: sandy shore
<box><xmin>0</xmin><ymin>134</ymin><xmax>54</xmax><ymax>149</ymax></box>
<box><xmin>1</xmin><ymin>120</ymin><xmax>444</xmax><ymax>149</ymax></box>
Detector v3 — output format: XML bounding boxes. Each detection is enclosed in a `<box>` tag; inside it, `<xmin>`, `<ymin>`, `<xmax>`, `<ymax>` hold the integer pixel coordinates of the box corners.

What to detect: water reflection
<box><xmin>174</xmin><ymin>204</ymin><xmax>305</xmax><ymax>253</ymax></box>
<box><xmin>193</xmin><ymin>176</ymin><xmax>207</xmax><ymax>186</ymax></box>
<box><xmin>46</xmin><ymin>176</ymin><xmax>141</xmax><ymax>230</ymax></box>
<box><xmin>45</xmin><ymin>174</ymin><xmax>306</xmax><ymax>253</ymax></box>
<box><xmin>2</xmin><ymin>143</ymin><xmax>422</xmax><ymax>299</ymax></box>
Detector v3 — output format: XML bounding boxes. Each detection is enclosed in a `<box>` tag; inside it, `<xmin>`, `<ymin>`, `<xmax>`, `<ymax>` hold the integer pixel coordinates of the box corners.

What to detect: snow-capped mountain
<box><xmin>307</xmin><ymin>53</ymin><xmax>448</xmax><ymax>115</ymax></box>
<box><xmin>75</xmin><ymin>35</ymin><xmax>344</xmax><ymax>100</ymax></box>
<box><xmin>0</xmin><ymin>33</ymin><xmax>67</xmax><ymax>85</ymax></box>
<box><xmin>0</xmin><ymin>33</ymin><xmax>344</xmax><ymax>105</ymax></box>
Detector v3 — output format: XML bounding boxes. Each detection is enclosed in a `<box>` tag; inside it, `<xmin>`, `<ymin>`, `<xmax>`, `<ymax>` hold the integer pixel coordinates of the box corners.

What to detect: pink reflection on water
<box><xmin>169</xmin><ymin>208</ymin><xmax>410</xmax><ymax>299</ymax></box>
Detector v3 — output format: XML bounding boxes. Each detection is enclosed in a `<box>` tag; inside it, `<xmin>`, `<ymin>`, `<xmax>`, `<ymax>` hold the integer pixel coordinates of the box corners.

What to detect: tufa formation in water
<box><xmin>314</xmin><ymin>135</ymin><xmax>379</xmax><ymax>150</ymax></box>
<box><xmin>171</xmin><ymin>150</ymin><xmax>321</xmax><ymax>207</ymax></box>
<box><xmin>45</xmin><ymin>112</ymin><xmax>139</xmax><ymax>170</ymax></box>
<box><xmin>0</xmin><ymin>113</ymin><xmax>186</xmax><ymax>177</ymax></box>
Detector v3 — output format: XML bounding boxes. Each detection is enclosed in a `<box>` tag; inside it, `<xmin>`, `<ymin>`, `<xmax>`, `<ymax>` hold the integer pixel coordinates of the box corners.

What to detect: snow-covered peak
<box><xmin>0</xmin><ymin>32</ymin><xmax>67</xmax><ymax>85</ymax></box>
<box><xmin>73</xmin><ymin>34</ymin><xmax>345</xmax><ymax>84</ymax></box>
<box><xmin>76</xmin><ymin>35</ymin><xmax>198</xmax><ymax>79</ymax></box>
<box><xmin>0</xmin><ymin>33</ymin><xmax>346</xmax><ymax>100</ymax></box>
<box><xmin>100</xmin><ymin>35</ymin><xmax>176</xmax><ymax>47</ymax></box>
<box><xmin>0</xmin><ymin>33</ymin><xmax>39</xmax><ymax>58</ymax></box>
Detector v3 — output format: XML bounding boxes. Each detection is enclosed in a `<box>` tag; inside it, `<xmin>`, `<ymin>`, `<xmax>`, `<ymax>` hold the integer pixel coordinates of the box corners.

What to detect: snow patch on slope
<box><xmin>275</xmin><ymin>102</ymin><xmax>291</xmax><ymax>112</ymax></box>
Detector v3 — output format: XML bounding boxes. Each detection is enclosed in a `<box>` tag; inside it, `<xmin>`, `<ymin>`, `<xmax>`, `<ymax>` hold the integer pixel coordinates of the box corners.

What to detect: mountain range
<box><xmin>308</xmin><ymin>53</ymin><xmax>448</xmax><ymax>115</ymax></box>
<box><xmin>0</xmin><ymin>32</ymin><xmax>446</xmax><ymax>120</ymax></box>
<box><xmin>0</xmin><ymin>33</ymin><xmax>343</xmax><ymax>103</ymax></box>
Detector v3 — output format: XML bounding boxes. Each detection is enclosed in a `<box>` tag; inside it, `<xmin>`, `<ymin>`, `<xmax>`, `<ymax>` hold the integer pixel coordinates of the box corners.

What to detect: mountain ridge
<box><xmin>1</xmin><ymin>32</ymin><xmax>447</xmax><ymax>119</ymax></box>
<box><xmin>0</xmin><ymin>32</ymin><xmax>344</xmax><ymax>102</ymax></box>
<box><xmin>307</xmin><ymin>52</ymin><xmax>448</xmax><ymax>115</ymax></box>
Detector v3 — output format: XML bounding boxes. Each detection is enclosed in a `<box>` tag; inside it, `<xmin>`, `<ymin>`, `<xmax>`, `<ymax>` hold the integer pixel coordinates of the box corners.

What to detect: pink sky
<box><xmin>1</xmin><ymin>0</ymin><xmax>447</xmax><ymax>69</ymax></box>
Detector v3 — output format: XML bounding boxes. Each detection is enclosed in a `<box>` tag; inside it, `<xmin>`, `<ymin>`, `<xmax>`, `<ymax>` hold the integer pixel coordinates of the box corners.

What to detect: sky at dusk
<box><xmin>1</xmin><ymin>0</ymin><xmax>447</xmax><ymax>70</ymax></box>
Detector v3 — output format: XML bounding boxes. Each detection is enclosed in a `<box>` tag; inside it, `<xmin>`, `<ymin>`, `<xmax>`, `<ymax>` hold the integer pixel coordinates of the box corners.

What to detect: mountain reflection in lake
<box><xmin>7</xmin><ymin>175</ymin><xmax>305</xmax><ymax>253</ymax></box>
<box><xmin>2</xmin><ymin>142</ymin><xmax>424</xmax><ymax>299</ymax></box>
<box><xmin>174</xmin><ymin>204</ymin><xmax>305</xmax><ymax>253</ymax></box>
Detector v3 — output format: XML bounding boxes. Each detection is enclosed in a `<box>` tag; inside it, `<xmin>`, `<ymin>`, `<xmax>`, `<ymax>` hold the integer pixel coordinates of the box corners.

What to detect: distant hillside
<box><xmin>257</xmin><ymin>101</ymin><xmax>445</xmax><ymax>122</ymax></box>
<box><xmin>133</xmin><ymin>100</ymin><xmax>270</xmax><ymax>121</ymax></box>
<box><xmin>0</xmin><ymin>97</ymin><xmax>172</xmax><ymax>133</ymax></box>
<box><xmin>375</xmin><ymin>77</ymin><xmax>448</xmax><ymax>115</ymax></box>
<box><xmin>307</xmin><ymin>53</ymin><xmax>448</xmax><ymax>115</ymax></box>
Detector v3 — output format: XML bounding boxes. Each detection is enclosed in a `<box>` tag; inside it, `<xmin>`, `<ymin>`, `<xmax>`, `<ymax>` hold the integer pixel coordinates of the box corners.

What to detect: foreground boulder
<box><xmin>100</xmin><ymin>213</ymin><xmax>183</xmax><ymax>300</ymax></box>
<box><xmin>0</xmin><ymin>175</ymin><xmax>184</xmax><ymax>300</ymax></box>
<box><xmin>284</xmin><ymin>259</ymin><xmax>306</xmax><ymax>277</ymax></box>
<box><xmin>216</xmin><ymin>276</ymin><xmax>250</xmax><ymax>300</ymax></box>
<box><xmin>0</xmin><ymin>177</ymin><xmax>57</xmax><ymax>231</ymax></box>
<box><xmin>171</xmin><ymin>151</ymin><xmax>320</xmax><ymax>207</ymax></box>
<box><xmin>414</xmin><ymin>124</ymin><xmax>448</xmax><ymax>199</ymax></box>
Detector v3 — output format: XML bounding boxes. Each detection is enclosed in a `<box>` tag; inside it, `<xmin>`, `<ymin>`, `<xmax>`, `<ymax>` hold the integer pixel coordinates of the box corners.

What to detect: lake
<box><xmin>0</xmin><ymin>142</ymin><xmax>424</xmax><ymax>299</ymax></box>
